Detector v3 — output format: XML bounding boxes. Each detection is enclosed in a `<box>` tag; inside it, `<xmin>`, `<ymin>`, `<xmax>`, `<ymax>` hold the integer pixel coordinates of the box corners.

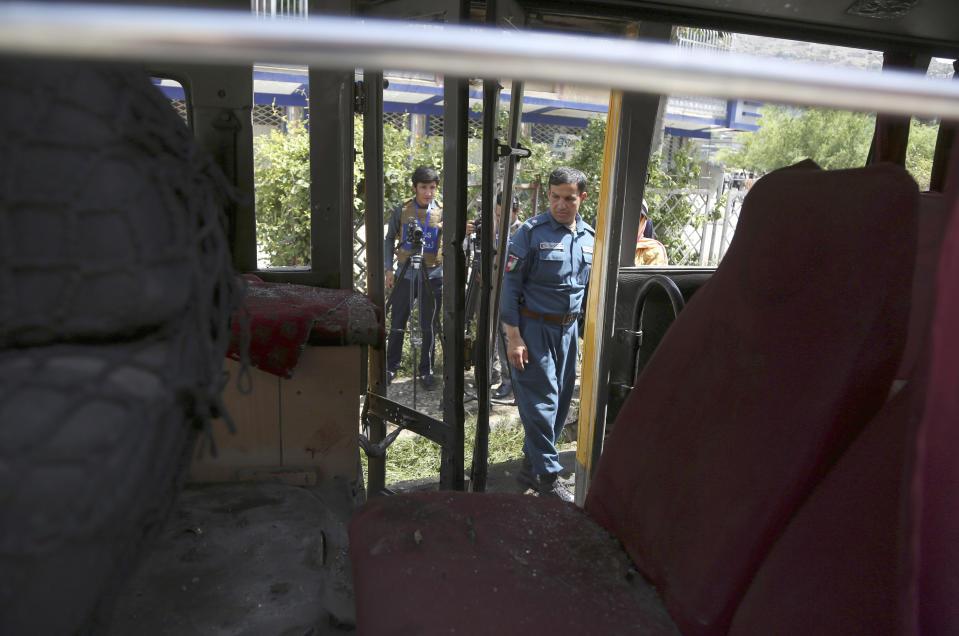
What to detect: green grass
<box><xmin>360</xmin><ymin>412</ymin><xmax>577</xmax><ymax>487</ymax></box>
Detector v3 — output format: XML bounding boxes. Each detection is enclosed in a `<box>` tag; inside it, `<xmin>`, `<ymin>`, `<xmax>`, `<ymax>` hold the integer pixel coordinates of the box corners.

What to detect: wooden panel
<box><xmin>281</xmin><ymin>346</ymin><xmax>360</xmax><ymax>482</ymax></box>
<box><xmin>188</xmin><ymin>358</ymin><xmax>281</xmax><ymax>482</ymax></box>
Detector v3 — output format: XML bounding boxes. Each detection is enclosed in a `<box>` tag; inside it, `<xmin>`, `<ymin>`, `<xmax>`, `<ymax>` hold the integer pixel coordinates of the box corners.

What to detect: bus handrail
<box><xmin>1</xmin><ymin>2</ymin><xmax>958</xmax><ymax>120</ymax></box>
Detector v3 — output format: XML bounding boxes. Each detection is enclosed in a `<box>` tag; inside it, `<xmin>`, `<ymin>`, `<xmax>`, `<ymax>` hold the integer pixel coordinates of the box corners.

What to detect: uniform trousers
<box><xmin>511</xmin><ymin>314</ymin><xmax>579</xmax><ymax>476</ymax></box>
<box><xmin>386</xmin><ymin>272</ymin><xmax>442</xmax><ymax>377</ymax></box>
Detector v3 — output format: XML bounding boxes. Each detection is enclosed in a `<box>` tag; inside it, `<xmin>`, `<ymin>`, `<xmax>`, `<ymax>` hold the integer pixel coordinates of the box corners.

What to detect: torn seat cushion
<box><xmin>586</xmin><ymin>161</ymin><xmax>919</xmax><ymax>636</ymax></box>
<box><xmin>227</xmin><ymin>275</ymin><xmax>383</xmax><ymax>378</ymax></box>
<box><xmin>349</xmin><ymin>492</ymin><xmax>681</xmax><ymax>636</ymax></box>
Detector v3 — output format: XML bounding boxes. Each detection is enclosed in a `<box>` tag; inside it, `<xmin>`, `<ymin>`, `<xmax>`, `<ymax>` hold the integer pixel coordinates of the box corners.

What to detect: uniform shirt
<box><xmin>500</xmin><ymin>212</ymin><xmax>595</xmax><ymax>326</ymax></box>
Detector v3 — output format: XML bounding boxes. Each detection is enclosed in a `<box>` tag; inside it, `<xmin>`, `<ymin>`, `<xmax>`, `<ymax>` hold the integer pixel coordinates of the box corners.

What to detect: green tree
<box><xmin>906</xmin><ymin>119</ymin><xmax>939</xmax><ymax>191</ymax></box>
<box><xmin>718</xmin><ymin>105</ymin><xmax>939</xmax><ymax>189</ymax></box>
<box><xmin>566</xmin><ymin>117</ymin><xmax>608</xmax><ymax>224</ymax></box>
<box><xmin>719</xmin><ymin>105</ymin><xmax>874</xmax><ymax>172</ymax></box>
<box><xmin>645</xmin><ymin>141</ymin><xmax>703</xmax><ymax>263</ymax></box>
<box><xmin>253</xmin><ymin>117</ymin><xmax>311</xmax><ymax>266</ymax></box>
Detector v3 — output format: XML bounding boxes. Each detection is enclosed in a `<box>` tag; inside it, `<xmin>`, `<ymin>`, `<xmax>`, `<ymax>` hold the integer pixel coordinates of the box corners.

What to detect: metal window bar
<box><xmin>252</xmin><ymin>0</ymin><xmax>307</xmax><ymax>20</ymax></box>
<box><xmin>3</xmin><ymin>3</ymin><xmax>959</xmax><ymax>120</ymax></box>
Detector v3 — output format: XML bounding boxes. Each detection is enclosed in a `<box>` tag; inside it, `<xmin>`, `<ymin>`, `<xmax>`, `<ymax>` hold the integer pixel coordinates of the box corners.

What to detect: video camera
<box><xmin>406</xmin><ymin>218</ymin><xmax>424</xmax><ymax>246</ymax></box>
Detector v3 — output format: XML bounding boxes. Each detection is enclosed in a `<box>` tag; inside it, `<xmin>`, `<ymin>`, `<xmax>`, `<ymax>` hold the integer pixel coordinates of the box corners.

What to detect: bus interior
<box><xmin>1</xmin><ymin>0</ymin><xmax>959</xmax><ymax>634</ymax></box>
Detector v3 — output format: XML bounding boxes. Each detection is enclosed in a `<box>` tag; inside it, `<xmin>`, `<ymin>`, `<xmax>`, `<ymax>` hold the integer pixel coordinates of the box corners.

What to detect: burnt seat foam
<box><xmin>586</xmin><ymin>160</ymin><xmax>918</xmax><ymax>635</ymax></box>
<box><xmin>349</xmin><ymin>161</ymin><xmax>919</xmax><ymax>635</ymax></box>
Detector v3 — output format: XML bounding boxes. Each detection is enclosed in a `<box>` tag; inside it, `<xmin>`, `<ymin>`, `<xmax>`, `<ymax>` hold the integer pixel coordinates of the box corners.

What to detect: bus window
<box><xmin>252</xmin><ymin>64</ymin><xmax>311</xmax><ymax>269</ymax></box>
<box><xmin>650</xmin><ymin>30</ymin><xmax>893</xmax><ymax>267</ymax></box>
<box><xmin>151</xmin><ymin>77</ymin><xmax>189</xmax><ymax>127</ymax></box>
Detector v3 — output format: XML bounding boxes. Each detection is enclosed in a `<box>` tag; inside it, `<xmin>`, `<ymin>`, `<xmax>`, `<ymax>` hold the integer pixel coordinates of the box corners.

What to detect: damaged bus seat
<box><xmin>349</xmin><ymin>160</ymin><xmax>926</xmax><ymax>635</ymax></box>
<box><xmin>188</xmin><ymin>275</ymin><xmax>383</xmax><ymax>485</ymax></box>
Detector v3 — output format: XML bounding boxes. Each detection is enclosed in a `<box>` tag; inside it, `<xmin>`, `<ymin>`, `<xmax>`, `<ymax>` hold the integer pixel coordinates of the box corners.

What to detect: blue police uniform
<box><xmin>501</xmin><ymin>211</ymin><xmax>595</xmax><ymax>476</ymax></box>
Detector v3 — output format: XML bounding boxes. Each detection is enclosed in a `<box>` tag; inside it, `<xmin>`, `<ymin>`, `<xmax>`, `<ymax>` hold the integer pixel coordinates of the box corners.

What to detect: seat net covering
<box><xmin>0</xmin><ymin>60</ymin><xmax>241</xmax><ymax>633</ymax></box>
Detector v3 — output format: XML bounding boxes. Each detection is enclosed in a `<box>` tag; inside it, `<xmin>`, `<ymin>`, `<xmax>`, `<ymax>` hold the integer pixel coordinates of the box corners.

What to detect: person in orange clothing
<box><xmin>635</xmin><ymin>199</ymin><xmax>668</xmax><ymax>266</ymax></box>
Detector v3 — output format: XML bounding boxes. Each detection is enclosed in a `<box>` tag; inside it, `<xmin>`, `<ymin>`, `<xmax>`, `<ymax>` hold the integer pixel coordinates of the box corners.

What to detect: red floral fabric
<box><xmin>227</xmin><ymin>275</ymin><xmax>383</xmax><ymax>378</ymax></box>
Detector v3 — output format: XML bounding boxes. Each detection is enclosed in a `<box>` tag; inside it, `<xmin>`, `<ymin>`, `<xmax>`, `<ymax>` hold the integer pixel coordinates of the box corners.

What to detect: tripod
<box><xmin>464</xmin><ymin>227</ymin><xmax>512</xmax><ymax>403</ymax></box>
<box><xmin>386</xmin><ymin>231</ymin><xmax>440</xmax><ymax>408</ymax></box>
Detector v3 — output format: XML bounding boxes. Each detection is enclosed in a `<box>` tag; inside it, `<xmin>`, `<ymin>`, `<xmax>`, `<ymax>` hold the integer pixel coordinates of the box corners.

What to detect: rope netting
<box><xmin>0</xmin><ymin>60</ymin><xmax>242</xmax><ymax>632</ymax></box>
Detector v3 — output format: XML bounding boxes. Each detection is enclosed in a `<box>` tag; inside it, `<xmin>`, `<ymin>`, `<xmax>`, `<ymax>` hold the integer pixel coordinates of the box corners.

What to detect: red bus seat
<box><xmin>727</xmin><ymin>378</ymin><xmax>921</xmax><ymax>635</ymax></box>
<box><xmin>349</xmin><ymin>160</ymin><xmax>919</xmax><ymax>635</ymax></box>
<box><xmin>895</xmin><ymin>192</ymin><xmax>951</xmax><ymax>381</ymax></box>
<box><xmin>728</xmin><ymin>160</ymin><xmax>959</xmax><ymax>636</ymax></box>
<box><xmin>908</xmin><ymin>170</ymin><xmax>959</xmax><ymax>635</ymax></box>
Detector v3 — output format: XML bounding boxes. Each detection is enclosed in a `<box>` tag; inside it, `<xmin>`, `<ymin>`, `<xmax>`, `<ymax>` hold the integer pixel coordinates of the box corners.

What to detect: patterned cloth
<box><xmin>227</xmin><ymin>275</ymin><xmax>383</xmax><ymax>378</ymax></box>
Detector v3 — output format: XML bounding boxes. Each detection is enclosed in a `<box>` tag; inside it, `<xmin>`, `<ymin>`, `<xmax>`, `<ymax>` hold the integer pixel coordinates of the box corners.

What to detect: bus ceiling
<box><xmin>12</xmin><ymin>0</ymin><xmax>959</xmax><ymax>58</ymax></box>
<box><xmin>2</xmin><ymin>2</ymin><xmax>958</xmax><ymax>121</ymax></box>
<box><xmin>355</xmin><ymin>0</ymin><xmax>959</xmax><ymax>59</ymax></box>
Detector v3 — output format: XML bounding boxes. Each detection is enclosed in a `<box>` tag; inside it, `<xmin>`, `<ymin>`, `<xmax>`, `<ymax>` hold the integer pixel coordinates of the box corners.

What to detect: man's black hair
<box><xmin>412</xmin><ymin>165</ymin><xmax>440</xmax><ymax>187</ymax></box>
<box><xmin>495</xmin><ymin>191</ymin><xmax>520</xmax><ymax>210</ymax></box>
<box><xmin>548</xmin><ymin>166</ymin><xmax>587</xmax><ymax>194</ymax></box>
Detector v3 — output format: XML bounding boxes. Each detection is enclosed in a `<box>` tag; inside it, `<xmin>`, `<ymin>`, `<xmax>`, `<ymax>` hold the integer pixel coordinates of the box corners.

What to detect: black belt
<box><xmin>520</xmin><ymin>306</ymin><xmax>578</xmax><ymax>325</ymax></box>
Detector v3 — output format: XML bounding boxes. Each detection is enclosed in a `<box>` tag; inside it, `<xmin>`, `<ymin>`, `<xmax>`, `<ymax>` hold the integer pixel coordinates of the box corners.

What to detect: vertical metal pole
<box><xmin>575</xmin><ymin>22</ymin><xmax>673</xmax><ymax>507</ymax></box>
<box><xmin>469</xmin><ymin>78</ymin><xmax>500</xmax><ymax>492</ymax></box>
<box><xmin>308</xmin><ymin>67</ymin><xmax>353</xmax><ymax>288</ymax></box>
<box><xmin>308</xmin><ymin>0</ymin><xmax>353</xmax><ymax>289</ymax></box>
<box><xmin>490</xmin><ymin>81</ymin><xmax>523</xmax><ymax>352</ymax></box>
<box><xmin>364</xmin><ymin>72</ymin><xmax>387</xmax><ymax>497</ymax></box>
<box><xmin>439</xmin><ymin>0</ymin><xmax>470</xmax><ymax>491</ymax></box>
<box><xmin>187</xmin><ymin>67</ymin><xmax>256</xmax><ymax>273</ymax></box>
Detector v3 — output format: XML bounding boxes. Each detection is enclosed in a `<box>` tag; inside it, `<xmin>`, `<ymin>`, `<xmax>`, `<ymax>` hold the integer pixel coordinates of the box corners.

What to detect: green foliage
<box><xmin>565</xmin><ymin>117</ymin><xmax>608</xmax><ymax>224</ymax></box>
<box><xmin>718</xmin><ymin>105</ymin><xmax>874</xmax><ymax>172</ymax></box>
<box><xmin>906</xmin><ymin>119</ymin><xmax>939</xmax><ymax>191</ymax></box>
<box><xmin>253</xmin><ymin>116</ymin><xmax>311</xmax><ymax>266</ymax></box>
<box><xmin>353</xmin><ymin>114</ymin><xmax>445</xmax><ymax>225</ymax></box>
<box><xmin>256</xmin><ymin>105</ymin><xmax>715</xmax><ymax>270</ymax></box>
<box><xmin>717</xmin><ymin>105</ymin><xmax>939</xmax><ymax>190</ymax></box>
<box><xmin>645</xmin><ymin>142</ymin><xmax>703</xmax><ymax>262</ymax></box>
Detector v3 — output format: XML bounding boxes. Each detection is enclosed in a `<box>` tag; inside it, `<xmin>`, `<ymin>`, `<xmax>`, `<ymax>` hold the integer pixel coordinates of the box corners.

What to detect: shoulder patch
<box><xmin>505</xmin><ymin>254</ymin><xmax>521</xmax><ymax>272</ymax></box>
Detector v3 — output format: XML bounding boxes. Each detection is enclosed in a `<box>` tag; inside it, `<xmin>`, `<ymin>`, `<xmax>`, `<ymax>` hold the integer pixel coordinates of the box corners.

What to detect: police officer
<box><xmin>385</xmin><ymin>166</ymin><xmax>443</xmax><ymax>389</ymax></box>
<box><xmin>501</xmin><ymin>167</ymin><xmax>594</xmax><ymax>501</ymax></box>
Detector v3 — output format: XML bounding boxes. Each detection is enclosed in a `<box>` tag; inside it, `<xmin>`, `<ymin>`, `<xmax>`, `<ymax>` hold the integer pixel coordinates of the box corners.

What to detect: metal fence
<box><xmin>646</xmin><ymin>188</ymin><xmax>746</xmax><ymax>266</ymax></box>
<box><xmin>351</xmin><ymin>186</ymin><xmax>749</xmax><ymax>293</ymax></box>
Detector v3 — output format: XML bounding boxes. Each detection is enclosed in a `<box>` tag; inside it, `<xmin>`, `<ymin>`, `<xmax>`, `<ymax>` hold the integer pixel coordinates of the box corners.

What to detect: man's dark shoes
<box><xmin>518</xmin><ymin>467</ymin><xmax>573</xmax><ymax>503</ymax></box>
<box><xmin>492</xmin><ymin>380</ymin><xmax>513</xmax><ymax>400</ymax></box>
<box><xmin>386</xmin><ymin>369</ymin><xmax>396</xmax><ymax>385</ymax></box>
<box><xmin>419</xmin><ymin>374</ymin><xmax>436</xmax><ymax>390</ymax></box>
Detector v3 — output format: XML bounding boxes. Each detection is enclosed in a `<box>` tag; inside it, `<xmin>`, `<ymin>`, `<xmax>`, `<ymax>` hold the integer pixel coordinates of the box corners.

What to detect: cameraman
<box><xmin>384</xmin><ymin>166</ymin><xmax>444</xmax><ymax>389</ymax></box>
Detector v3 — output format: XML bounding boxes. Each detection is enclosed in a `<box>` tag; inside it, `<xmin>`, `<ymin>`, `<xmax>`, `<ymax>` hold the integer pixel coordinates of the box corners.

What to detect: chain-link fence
<box><xmin>646</xmin><ymin>188</ymin><xmax>746</xmax><ymax>266</ymax></box>
<box><xmin>353</xmin><ymin>186</ymin><xmax>750</xmax><ymax>291</ymax></box>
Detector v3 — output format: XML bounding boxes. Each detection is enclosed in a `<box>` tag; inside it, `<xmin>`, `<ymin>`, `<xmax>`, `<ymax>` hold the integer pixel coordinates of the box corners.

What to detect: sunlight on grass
<box><xmin>360</xmin><ymin>412</ymin><xmax>577</xmax><ymax>487</ymax></box>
